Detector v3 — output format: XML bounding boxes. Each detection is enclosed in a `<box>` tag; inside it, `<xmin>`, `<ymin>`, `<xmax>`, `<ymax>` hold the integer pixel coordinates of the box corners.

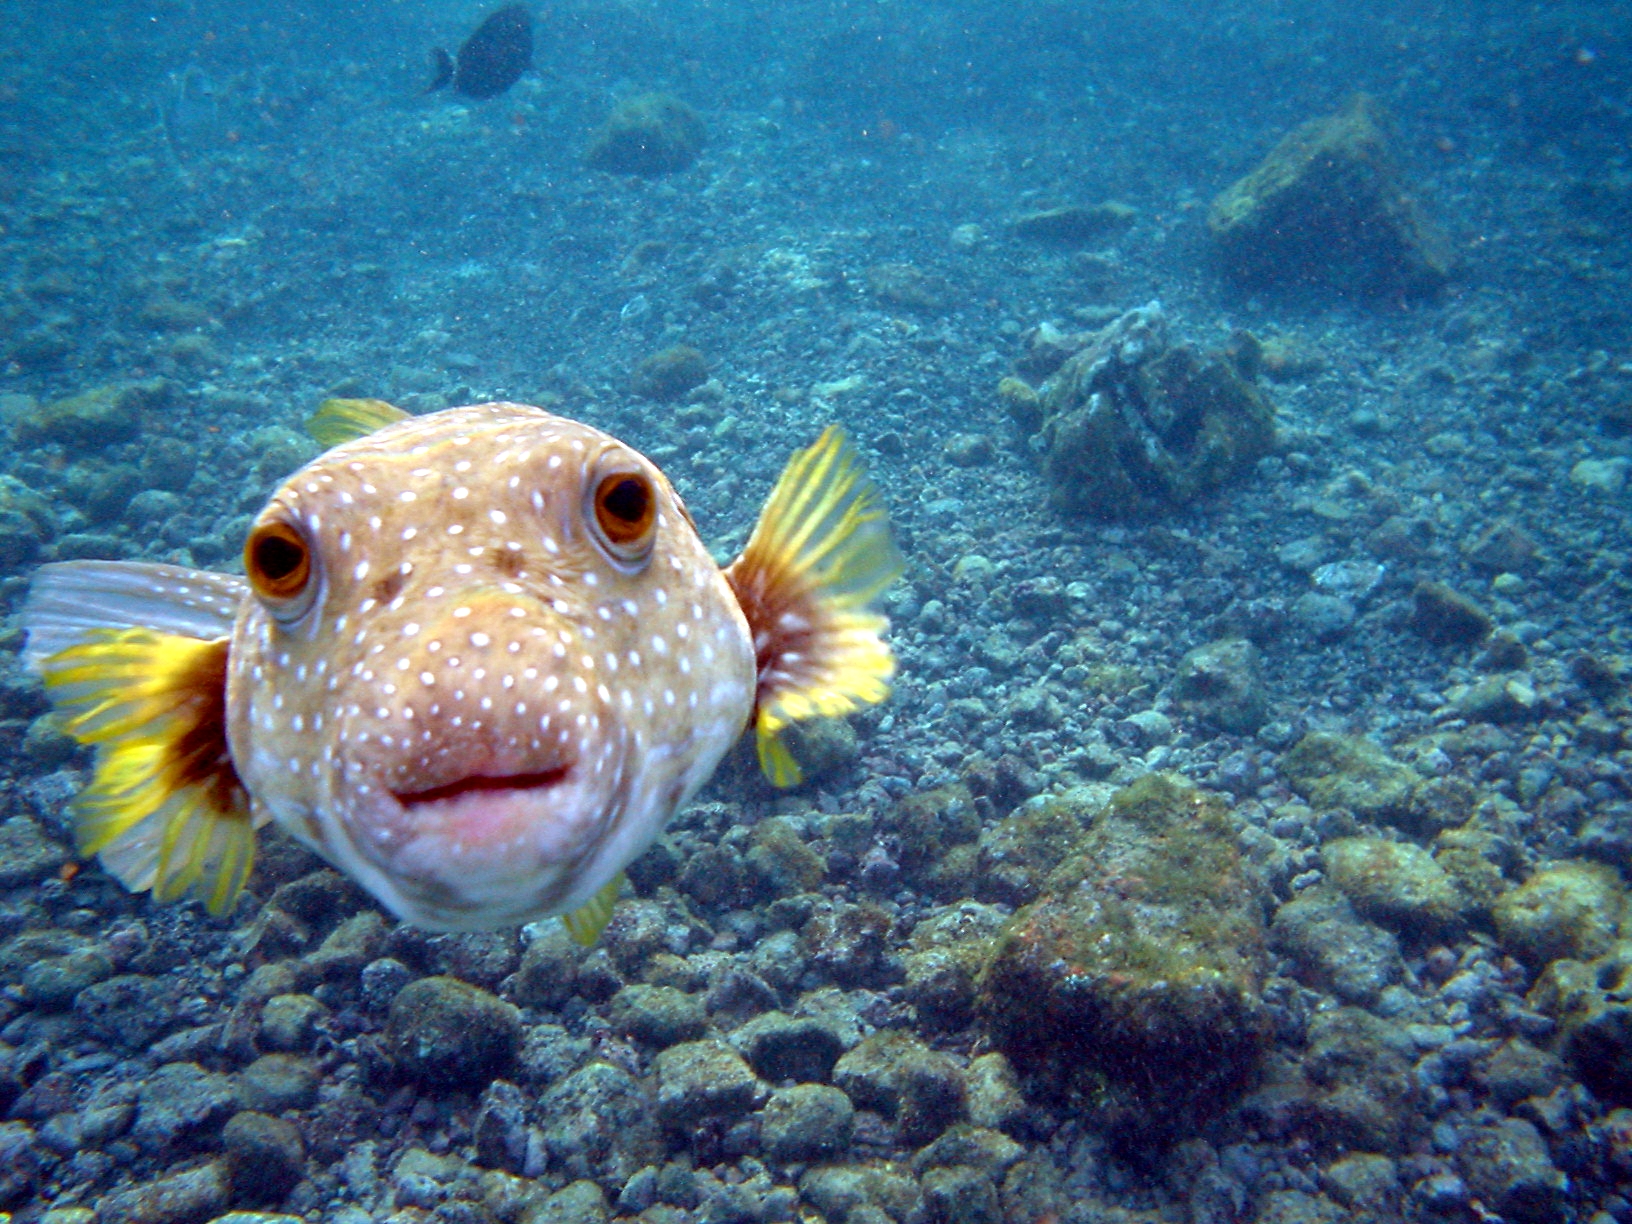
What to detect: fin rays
<box><xmin>36</xmin><ymin>628</ymin><xmax>254</xmax><ymax>916</ymax></box>
<box><xmin>726</xmin><ymin>427</ymin><xmax>904</xmax><ymax>786</ymax></box>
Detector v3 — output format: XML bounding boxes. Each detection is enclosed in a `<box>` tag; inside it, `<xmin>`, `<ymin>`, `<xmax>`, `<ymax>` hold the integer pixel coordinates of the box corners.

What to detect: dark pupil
<box><xmin>256</xmin><ymin>533</ymin><xmax>305</xmax><ymax>581</ymax></box>
<box><xmin>603</xmin><ymin>478</ymin><xmax>649</xmax><ymax>524</ymax></box>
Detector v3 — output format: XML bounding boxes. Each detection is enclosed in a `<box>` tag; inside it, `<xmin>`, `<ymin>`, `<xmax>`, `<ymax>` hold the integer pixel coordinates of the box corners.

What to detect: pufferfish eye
<box><xmin>245</xmin><ymin>519</ymin><xmax>318</xmax><ymax>621</ymax></box>
<box><xmin>587</xmin><ymin>469</ymin><xmax>657</xmax><ymax>568</ymax></box>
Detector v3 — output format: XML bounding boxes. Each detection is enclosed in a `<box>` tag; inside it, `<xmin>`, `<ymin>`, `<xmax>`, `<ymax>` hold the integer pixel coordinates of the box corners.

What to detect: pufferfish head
<box><xmin>225</xmin><ymin>403</ymin><xmax>757</xmax><ymax>930</ymax></box>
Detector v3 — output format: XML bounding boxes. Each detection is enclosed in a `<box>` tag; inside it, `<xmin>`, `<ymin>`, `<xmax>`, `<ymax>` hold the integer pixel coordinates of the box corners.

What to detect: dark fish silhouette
<box><xmin>428</xmin><ymin>5</ymin><xmax>533</xmax><ymax>100</ymax></box>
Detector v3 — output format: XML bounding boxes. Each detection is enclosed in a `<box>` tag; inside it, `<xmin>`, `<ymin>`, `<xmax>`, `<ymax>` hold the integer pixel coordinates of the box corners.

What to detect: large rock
<box><xmin>975</xmin><ymin>774</ymin><xmax>1268</xmax><ymax>1148</ymax></box>
<box><xmin>833</xmin><ymin>1032</ymin><xmax>967</xmax><ymax>1145</ymax></box>
<box><xmin>1279</xmin><ymin>732</ymin><xmax>1418</xmax><ymax>821</ymax></box>
<box><xmin>1208</xmin><ymin>94</ymin><xmax>1453</xmax><ymax>297</ymax></box>
<box><xmin>1492</xmin><ymin>860</ymin><xmax>1624</xmax><ymax>969</ymax></box>
<box><xmin>1456</xmin><ymin>1118</ymin><xmax>1567</xmax><ymax>1224</ymax></box>
<box><xmin>1322</xmin><ymin>837</ymin><xmax>1470</xmax><ymax>933</ymax></box>
<box><xmin>1174</xmin><ymin>638</ymin><xmax>1270</xmax><ymax>734</ymax></box>
<box><xmin>1270</xmin><ymin>887</ymin><xmax>1402</xmax><ymax>1007</ymax></box>
<box><xmin>540</xmin><ymin>1062</ymin><xmax>664</xmax><ymax>1183</ymax></box>
<box><xmin>384</xmin><ymin>975</ymin><xmax>521</xmax><ymax>1089</ymax></box>
<box><xmin>654</xmin><ymin>1040</ymin><xmax>768</xmax><ymax>1129</ymax></box>
<box><xmin>585</xmin><ymin>93</ymin><xmax>704</xmax><ymax>176</ymax></box>
<box><xmin>1030</xmin><ymin>304</ymin><xmax>1276</xmax><ymax>520</ymax></box>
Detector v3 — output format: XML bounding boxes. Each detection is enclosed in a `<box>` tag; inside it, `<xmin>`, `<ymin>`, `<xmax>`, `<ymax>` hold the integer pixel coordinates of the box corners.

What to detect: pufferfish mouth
<box><xmin>392</xmin><ymin>765</ymin><xmax>574</xmax><ymax>808</ymax></box>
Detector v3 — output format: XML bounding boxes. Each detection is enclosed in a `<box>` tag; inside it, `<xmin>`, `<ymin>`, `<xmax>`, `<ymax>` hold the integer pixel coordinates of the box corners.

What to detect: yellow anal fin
<box><xmin>305</xmin><ymin>397</ymin><xmax>411</xmax><ymax>448</ymax></box>
<box><xmin>38</xmin><ymin>628</ymin><xmax>254</xmax><ymax>916</ymax></box>
<box><xmin>561</xmin><ymin>872</ymin><xmax>625</xmax><ymax>946</ymax></box>
<box><xmin>725</xmin><ymin>426</ymin><xmax>905</xmax><ymax>788</ymax></box>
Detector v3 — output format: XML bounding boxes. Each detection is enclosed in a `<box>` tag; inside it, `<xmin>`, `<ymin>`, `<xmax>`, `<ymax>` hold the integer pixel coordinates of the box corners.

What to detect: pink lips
<box><xmin>391</xmin><ymin>765</ymin><xmax>575</xmax><ymax>852</ymax></box>
<box><xmin>394</xmin><ymin>765</ymin><xmax>572</xmax><ymax>809</ymax></box>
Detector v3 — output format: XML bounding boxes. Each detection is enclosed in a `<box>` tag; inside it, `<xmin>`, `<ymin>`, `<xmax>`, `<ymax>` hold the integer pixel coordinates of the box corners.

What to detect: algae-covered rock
<box><xmin>1408</xmin><ymin>581</ymin><xmax>1493</xmax><ymax>647</ymax></box>
<box><xmin>1208</xmin><ymin>94</ymin><xmax>1453</xmax><ymax>297</ymax></box>
<box><xmin>606</xmin><ymin>983</ymin><xmax>708</xmax><ymax>1048</ymax></box>
<box><xmin>833</xmin><ymin>1031</ymin><xmax>967</xmax><ymax>1145</ymax></box>
<box><xmin>0</xmin><ymin>475</ymin><xmax>57</xmax><ymax>569</ymax></box>
<box><xmin>1033</xmin><ymin>304</ymin><xmax>1276</xmax><ymax>520</ymax></box>
<box><xmin>1525</xmin><ymin>949</ymin><xmax>1632</xmax><ymax>1108</ymax></box>
<box><xmin>1298</xmin><ymin>1007</ymin><xmax>1425</xmax><ymax>1154</ymax></box>
<box><xmin>631</xmin><ymin>345</ymin><xmax>709</xmax><ymax>402</ymax></box>
<box><xmin>385</xmin><ymin>975</ymin><xmax>522</xmax><ymax>1088</ymax></box>
<box><xmin>1322</xmin><ymin>837</ymin><xmax>1469</xmax><ymax>933</ymax></box>
<box><xmin>970</xmin><ymin>795</ymin><xmax>1091</xmax><ymax>907</ymax></box>
<box><xmin>541</xmin><ymin>1062</ymin><xmax>664</xmax><ymax>1183</ymax></box>
<box><xmin>974</xmin><ymin>774</ymin><xmax>1268</xmax><ymax>1146</ymax></box>
<box><xmin>1009</xmin><ymin>202</ymin><xmax>1136</xmax><ymax>246</ymax></box>
<box><xmin>1493</xmin><ymin>860</ymin><xmax>1624</xmax><ymax>969</ymax></box>
<box><xmin>9</xmin><ymin>382</ymin><xmax>165</xmax><ymax>447</ymax></box>
<box><xmin>585</xmin><ymin>93</ymin><xmax>705</xmax><ymax>176</ymax></box>
<box><xmin>654</xmin><ymin>1039</ymin><xmax>768</xmax><ymax>1128</ymax></box>
<box><xmin>799</xmin><ymin>1162</ymin><xmax>920</xmax><ymax>1224</ymax></box>
<box><xmin>730</xmin><ymin>1010</ymin><xmax>848</xmax><ymax>1083</ymax></box>
<box><xmin>1174</xmin><ymin>637</ymin><xmax>1270</xmax><ymax>734</ymax></box>
<box><xmin>761</xmin><ymin>1084</ymin><xmax>855</xmax><ymax>1162</ymax></box>
<box><xmin>902</xmin><ymin>903</ymin><xmax>1008</xmax><ymax>1030</ymax></box>
<box><xmin>864</xmin><ymin>263</ymin><xmax>950</xmax><ymax>312</ymax></box>
<box><xmin>1455</xmin><ymin>1118</ymin><xmax>1567</xmax><ymax>1224</ymax></box>
<box><xmin>1270</xmin><ymin>886</ymin><xmax>1402</xmax><ymax>1006</ymax></box>
<box><xmin>1279</xmin><ymin>732</ymin><xmax>1419</xmax><ymax>821</ymax></box>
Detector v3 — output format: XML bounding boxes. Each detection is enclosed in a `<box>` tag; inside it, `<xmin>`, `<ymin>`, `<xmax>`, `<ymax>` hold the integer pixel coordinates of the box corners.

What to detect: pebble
<box><xmin>654</xmin><ymin>1040</ymin><xmax>768</xmax><ymax>1128</ymax></box>
<box><xmin>237</xmin><ymin>1053</ymin><xmax>321</xmax><ymax>1113</ymax></box>
<box><xmin>760</xmin><ymin>1083</ymin><xmax>856</xmax><ymax>1162</ymax></box>
<box><xmin>608</xmin><ymin>983</ymin><xmax>709</xmax><ymax>1048</ymax></box>
<box><xmin>131</xmin><ymin>1062</ymin><xmax>238</xmax><ymax>1153</ymax></box>
<box><xmin>730</xmin><ymin>1011</ymin><xmax>847</xmax><ymax>1083</ymax></box>
<box><xmin>223</xmin><ymin>1110</ymin><xmax>306</xmax><ymax>1200</ymax></box>
<box><xmin>1290</xmin><ymin>592</ymin><xmax>1356</xmax><ymax>638</ymax></box>
<box><xmin>96</xmin><ymin>1160</ymin><xmax>231</xmax><ymax>1224</ymax></box>
<box><xmin>384</xmin><ymin>975</ymin><xmax>522</xmax><ymax>1088</ymax></box>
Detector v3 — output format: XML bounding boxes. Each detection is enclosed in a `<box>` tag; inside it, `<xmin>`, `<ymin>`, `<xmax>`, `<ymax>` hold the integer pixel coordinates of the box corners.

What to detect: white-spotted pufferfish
<box><xmin>23</xmin><ymin>399</ymin><xmax>902</xmax><ymax>940</ymax></box>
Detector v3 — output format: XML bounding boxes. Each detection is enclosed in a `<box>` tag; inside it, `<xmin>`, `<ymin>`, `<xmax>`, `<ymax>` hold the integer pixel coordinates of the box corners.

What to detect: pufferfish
<box><xmin>22</xmin><ymin>399</ymin><xmax>901</xmax><ymax>940</ymax></box>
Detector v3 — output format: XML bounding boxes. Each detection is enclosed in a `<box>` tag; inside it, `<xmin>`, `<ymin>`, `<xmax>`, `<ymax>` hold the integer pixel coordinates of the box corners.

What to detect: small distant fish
<box><xmin>23</xmin><ymin>401</ymin><xmax>901</xmax><ymax>941</ymax></box>
<box><xmin>427</xmin><ymin>4</ymin><xmax>533</xmax><ymax>101</ymax></box>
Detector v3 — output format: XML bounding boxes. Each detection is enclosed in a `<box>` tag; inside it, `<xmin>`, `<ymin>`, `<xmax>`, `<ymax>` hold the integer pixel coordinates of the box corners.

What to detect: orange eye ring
<box><xmin>245</xmin><ymin>519</ymin><xmax>314</xmax><ymax>611</ymax></box>
<box><xmin>589</xmin><ymin>470</ymin><xmax>656</xmax><ymax>566</ymax></box>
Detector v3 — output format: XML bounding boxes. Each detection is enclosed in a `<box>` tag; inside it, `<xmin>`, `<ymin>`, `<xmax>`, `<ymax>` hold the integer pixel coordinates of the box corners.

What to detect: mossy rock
<box><xmin>1009</xmin><ymin>202</ymin><xmax>1136</xmax><ymax>246</ymax></box>
<box><xmin>1037</xmin><ymin>305</ymin><xmax>1275</xmax><ymax>521</ymax></box>
<box><xmin>1208</xmin><ymin>93</ymin><xmax>1453</xmax><ymax>297</ymax></box>
<box><xmin>970</xmin><ymin>794</ymin><xmax>1093</xmax><ymax>907</ymax></box>
<box><xmin>631</xmin><ymin>345</ymin><xmax>708</xmax><ymax>401</ymax></box>
<box><xmin>11</xmin><ymin>383</ymin><xmax>159</xmax><ymax>447</ymax></box>
<box><xmin>1493</xmin><ymin>860</ymin><xmax>1625</xmax><ymax>970</ymax></box>
<box><xmin>1279</xmin><ymin>732</ymin><xmax>1419</xmax><ymax>821</ymax></box>
<box><xmin>974</xmin><ymin>774</ymin><xmax>1268</xmax><ymax>1148</ymax></box>
<box><xmin>1322</xmin><ymin>837</ymin><xmax>1470</xmax><ymax>933</ymax></box>
<box><xmin>585</xmin><ymin>93</ymin><xmax>705</xmax><ymax>176</ymax></box>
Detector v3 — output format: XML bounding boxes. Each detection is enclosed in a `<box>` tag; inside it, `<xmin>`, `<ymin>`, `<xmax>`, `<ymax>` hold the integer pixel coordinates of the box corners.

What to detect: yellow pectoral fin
<box><xmin>727</xmin><ymin>429</ymin><xmax>903</xmax><ymax>788</ymax></box>
<box><xmin>305</xmin><ymin>397</ymin><xmax>411</xmax><ymax>448</ymax></box>
<box><xmin>561</xmin><ymin>872</ymin><xmax>625</xmax><ymax>947</ymax></box>
<box><xmin>755</xmin><ymin>722</ymin><xmax>804</xmax><ymax>789</ymax></box>
<box><xmin>38</xmin><ymin>628</ymin><xmax>255</xmax><ymax>917</ymax></box>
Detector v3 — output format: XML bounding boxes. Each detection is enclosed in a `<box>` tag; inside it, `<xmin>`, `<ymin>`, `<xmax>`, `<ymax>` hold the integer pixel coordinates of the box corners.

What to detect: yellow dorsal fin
<box><xmin>561</xmin><ymin>872</ymin><xmax>625</xmax><ymax>946</ymax></box>
<box><xmin>37</xmin><ymin>628</ymin><xmax>255</xmax><ymax>916</ymax></box>
<box><xmin>305</xmin><ymin>397</ymin><xmax>411</xmax><ymax>448</ymax></box>
<box><xmin>724</xmin><ymin>426</ymin><xmax>904</xmax><ymax>787</ymax></box>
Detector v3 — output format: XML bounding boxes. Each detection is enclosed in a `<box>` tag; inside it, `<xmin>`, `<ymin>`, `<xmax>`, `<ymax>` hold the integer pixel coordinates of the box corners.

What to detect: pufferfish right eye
<box><xmin>588</xmin><ymin>470</ymin><xmax>657</xmax><ymax>568</ymax></box>
<box><xmin>245</xmin><ymin>519</ymin><xmax>317</xmax><ymax>620</ymax></box>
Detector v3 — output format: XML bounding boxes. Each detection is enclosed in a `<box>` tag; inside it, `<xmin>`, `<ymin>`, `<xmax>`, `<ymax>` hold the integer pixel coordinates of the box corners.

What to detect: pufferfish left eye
<box><xmin>245</xmin><ymin>518</ymin><xmax>319</xmax><ymax>622</ymax></box>
<box><xmin>587</xmin><ymin>469</ymin><xmax>657</xmax><ymax>569</ymax></box>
